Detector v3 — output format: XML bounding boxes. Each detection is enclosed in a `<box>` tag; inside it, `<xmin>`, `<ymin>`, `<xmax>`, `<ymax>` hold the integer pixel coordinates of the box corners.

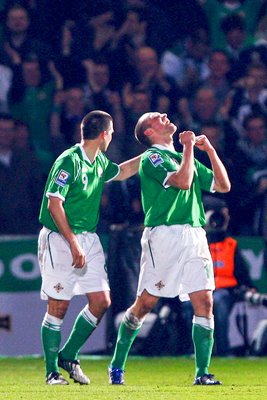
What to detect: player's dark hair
<box><xmin>81</xmin><ymin>110</ymin><xmax>112</xmax><ymax>140</ymax></box>
<box><xmin>134</xmin><ymin>112</ymin><xmax>153</xmax><ymax>147</ymax></box>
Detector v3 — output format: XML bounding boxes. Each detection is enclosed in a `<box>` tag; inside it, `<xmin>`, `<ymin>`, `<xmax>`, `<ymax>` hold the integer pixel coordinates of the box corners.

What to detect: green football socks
<box><xmin>41</xmin><ymin>313</ymin><xmax>63</xmax><ymax>376</ymax></box>
<box><xmin>192</xmin><ymin>316</ymin><xmax>214</xmax><ymax>378</ymax></box>
<box><xmin>110</xmin><ymin>310</ymin><xmax>143</xmax><ymax>370</ymax></box>
<box><xmin>59</xmin><ymin>306</ymin><xmax>97</xmax><ymax>360</ymax></box>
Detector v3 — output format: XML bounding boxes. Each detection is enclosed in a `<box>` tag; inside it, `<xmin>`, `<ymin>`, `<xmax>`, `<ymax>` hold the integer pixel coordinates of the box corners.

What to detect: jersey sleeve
<box><xmin>104</xmin><ymin>159</ymin><xmax>120</xmax><ymax>182</ymax></box>
<box><xmin>142</xmin><ymin>151</ymin><xmax>178</xmax><ymax>186</ymax></box>
<box><xmin>45</xmin><ymin>156</ymin><xmax>75</xmax><ymax>201</ymax></box>
<box><xmin>195</xmin><ymin>159</ymin><xmax>214</xmax><ymax>192</ymax></box>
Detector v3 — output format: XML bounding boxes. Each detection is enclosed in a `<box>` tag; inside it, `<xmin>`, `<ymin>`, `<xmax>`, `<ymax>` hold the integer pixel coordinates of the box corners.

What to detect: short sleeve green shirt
<box><xmin>39</xmin><ymin>144</ymin><xmax>120</xmax><ymax>233</ymax></box>
<box><xmin>139</xmin><ymin>145</ymin><xmax>214</xmax><ymax>227</ymax></box>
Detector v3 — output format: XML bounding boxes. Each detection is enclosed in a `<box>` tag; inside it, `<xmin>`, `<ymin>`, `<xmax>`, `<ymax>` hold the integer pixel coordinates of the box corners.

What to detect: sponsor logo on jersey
<box><xmin>55</xmin><ymin>169</ymin><xmax>70</xmax><ymax>186</ymax></box>
<box><xmin>149</xmin><ymin>153</ymin><xmax>164</xmax><ymax>167</ymax></box>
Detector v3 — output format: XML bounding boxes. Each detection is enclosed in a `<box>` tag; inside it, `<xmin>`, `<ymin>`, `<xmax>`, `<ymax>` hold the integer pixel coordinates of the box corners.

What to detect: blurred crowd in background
<box><xmin>1</xmin><ymin>0</ymin><xmax>267</xmax><ymax>357</ymax></box>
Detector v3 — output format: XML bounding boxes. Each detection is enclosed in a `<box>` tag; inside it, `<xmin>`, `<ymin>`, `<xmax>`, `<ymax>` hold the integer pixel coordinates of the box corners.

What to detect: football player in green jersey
<box><xmin>38</xmin><ymin>110</ymin><xmax>141</xmax><ymax>385</ymax></box>
<box><xmin>109</xmin><ymin>112</ymin><xmax>231</xmax><ymax>386</ymax></box>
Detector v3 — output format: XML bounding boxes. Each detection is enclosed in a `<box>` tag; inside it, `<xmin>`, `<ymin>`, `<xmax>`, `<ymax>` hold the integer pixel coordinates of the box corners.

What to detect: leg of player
<box><xmin>108</xmin><ymin>290</ymin><xmax>159</xmax><ymax>384</ymax></box>
<box><xmin>58</xmin><ymin>291</ymin><xmax>110</xmax><ymax>384</ymax></box>
<box><xmin>41</xmin><ymin>298</ymin><xmax>69</xmax><ymax>385</ymax></box>
<box><xmin>189</xmin><ymin>289</ymin><xmax>222</xmax><ymax>385</ymax></box>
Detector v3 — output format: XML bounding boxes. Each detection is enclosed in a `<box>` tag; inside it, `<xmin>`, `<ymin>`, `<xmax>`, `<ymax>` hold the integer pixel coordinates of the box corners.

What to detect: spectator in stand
<box><xmin>236</xmin><ymin>14</ymin><xmax>267</xmax><ymax>72</ymax></box>
<box><xmin>8</xmin><ymin>56</ymin><xmax>63</xmax><ymax>177</ymax></box>
<box><xmin>229</xmin><ymin>63</ymin><xmax>267</xmax><ymax>133</ymax></box>
<box><xmin>53</xmin><ymin>19</ymin><xmax>87</xmax><ymax>88</ymax></box>
<box><xmin>178</xmin><ymin>87</ymin><xmax>220</xmax><ymax>132</ymax></box>
<box><xmin>54</xmin><ymin>5</ymin><xmax>116</xmax><ymax>88</ymax></box>
<box><xmin>50</xmin><ymin>86</ymin><xmax>89</xmax><ymax>149</ymax></box>
<box><xmin>108</xmin><ymin>4</ymin><xmax>150</xmax><ymax>91</ymax></box>
<box><xmin>174</xmin><ymin>85</ymin><xmax>241</xmax><ymax>153</ymax></box>
<box><xmin>82</xmin><ymin>57</ymin><xmax>125</xmax><ymax>162</ymax></box>
<box><xmin>200</xmin><ymin>50</ymin><xmax>232</xmax><ymax>106</ymax></box>
<box><xmin>0</xmin><ymin>113</ymin><xmax>43</xmax><ymax>234</ymax></box>
<box><xmin>112</xmin><ymin>0</ymin><xmax>172</xmax><ymax>56</ymax></box>
<box><xmin>124</xmin><ymin>45</ymin><xmax>184</xmax><ymax>118</ymax></box>
<box><xmin>197</xmin><ymin>0</ymin><xmax>262</xmax><ymax>51</ymax></box>
<box><xmin>219</xmin><ymin>13</ymin><xmax>256</xmax><ymax>82</ymax></box>
<box><xmin>229</xmin><ymin>113</ymin><xmax>267</xmax><ymax>235</ymax></box>
<box><xmin>14</xmin><ymin>0</ymin><xmax>71</xmax><ymax>52</ymax></box>
<box><xmin>13</xmin><ymin>118</ymin><xmax>32</xmax><ymax>150</ymax></box>
<box><xmin>161</xmin><ymin>28</ymin><xmax>211</xmax><ymax>97</ymax></box>
<box><xmin>154</xmin><ymin>0</ymin><xmax>208</xmax><ymax>40</ymax></box>
<box><xmin>121</xmin><ymin>87</ymin><xmax>150</xmax><ymax>159</ymax></box>
<box><xmin>0</xmin><ymin>3</ymin><xmax>53</xmax><ymax>68</ymax></box>
<box><xmin>73</xmin><ymin>3</ymin><xmax>116</xmax><ymax>60</ymax></box>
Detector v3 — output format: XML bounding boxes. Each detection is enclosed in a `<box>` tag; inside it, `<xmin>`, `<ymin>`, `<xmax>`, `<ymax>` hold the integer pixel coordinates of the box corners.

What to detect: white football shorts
<box><xmin>137</xmin><ymin>224</ymin><xmax>215</xmax><ymax>301</ymax></box>
<box><xmin>38</xmin><ymin>227</ymin><xmax>109</xmax><ymax>300</ymax></box>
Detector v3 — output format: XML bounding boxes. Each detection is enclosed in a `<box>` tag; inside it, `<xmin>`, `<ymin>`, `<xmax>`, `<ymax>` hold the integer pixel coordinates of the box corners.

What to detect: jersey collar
<box><xmin>77</xmin><ymin>143</ymin><xmax>95</xmax><ymax>164</ymax></box>
<box><xmin>152</xmin><ymin>144</ymin><xmax>175</xmax><ymax>151</ymax></box>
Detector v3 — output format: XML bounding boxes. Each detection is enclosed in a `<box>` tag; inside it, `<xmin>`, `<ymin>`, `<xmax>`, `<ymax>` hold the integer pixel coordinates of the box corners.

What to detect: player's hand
<box><xmin>70</xmin><ymin>241</ymin><xmax>86</xmax><ymax>269</ymax></box>
<box><xmin>195</xmin><ymin>134</ymin><xmax>213</xmax><ymax>152</ymax></box>
<box><xmin>179</xmin><ymin>130</ymin><xmax>195</xmax><ymax>146</ymax></box>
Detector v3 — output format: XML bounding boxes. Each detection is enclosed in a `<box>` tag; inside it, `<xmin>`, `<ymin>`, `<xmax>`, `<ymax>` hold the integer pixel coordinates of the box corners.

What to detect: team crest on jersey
<box><xmin>149</xmin><ymin>153</ymin><xmax>164</xmax><ymax>167</ymax></box>
<box><xmin>55</xmin><ymin>169</ymin><xmax>70</xmax><ymax>186</ymax></box>
<box><xmin>98</xmin><ymin>166</ymin><xmax>103</xmax><ymax>177</ymax></box>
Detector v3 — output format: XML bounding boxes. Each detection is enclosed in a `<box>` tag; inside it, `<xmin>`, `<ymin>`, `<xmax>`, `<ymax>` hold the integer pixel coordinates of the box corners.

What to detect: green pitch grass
<box><xmin>0</xmin><ymin>356</ymin><xmax>266</xmax><ymax>400</ymax></box>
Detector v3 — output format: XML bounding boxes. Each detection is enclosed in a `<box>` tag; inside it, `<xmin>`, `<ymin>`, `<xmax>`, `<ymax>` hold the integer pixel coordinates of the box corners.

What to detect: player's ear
<box><xmin>144</xmin><ymin>128</ymin><xmax>153</xmax><ymax>138</ymax></box>
<box><xmin>100</xmin><ymin>131</ymin><xmax>106</xmax><ymax>140</ymax></box>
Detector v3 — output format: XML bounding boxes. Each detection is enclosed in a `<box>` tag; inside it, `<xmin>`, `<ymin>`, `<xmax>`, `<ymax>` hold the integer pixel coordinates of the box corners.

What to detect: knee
<box><xmin>203</xmin><ymin>296</ymin><xmax>213</xmax><ymax>315</ymax></box>
<box><xmin>130</xmin><ymin>290</ymin><xmax>158</xmax><ymax>319</ymax></box>
<box><xmin>90</xmin><ymin>294</ymin><xmax>111</xmax><ymax>316</ymax></box>
<box><xmin>100</xmin><ymin>296</ymin><xmax>111</xmax><ymax>312</ymax></box>
<box><xmin>192</xmin><ymin>293</ymin><xmax>213</xmax><ymax>318</ymax></box>
<box><xmin>48</xmin><ymin>299</ymin><xmax>69</xmax><ymax>320</ymax></box>
<box><xmin>138</xmin><ymin>298</ymin><xmax>155</xmax><ymax>315</ymax></box>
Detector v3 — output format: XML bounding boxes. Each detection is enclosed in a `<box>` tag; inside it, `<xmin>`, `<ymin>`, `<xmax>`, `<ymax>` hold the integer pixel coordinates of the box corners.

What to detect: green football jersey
<box><xmin>139</xmin><ymin>146</ymin><xmax>214</xmax><ymax>227</ymax></box>
<box><xmin>39</xmin><ymin>144</ymin><xmax>120</xmax><ymax>233</ymax></box>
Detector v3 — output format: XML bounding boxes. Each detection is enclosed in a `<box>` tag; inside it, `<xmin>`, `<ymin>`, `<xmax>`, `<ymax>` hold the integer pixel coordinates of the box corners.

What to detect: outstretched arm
<box><xmin>115</xmin><ymin>155</ymin><xmax>141</xmax><ymax>181</ymax></box>
<box><xmin>195</xmin><ymin>135</ymin><xmax>231</xmax><ymax>193</ymax></box>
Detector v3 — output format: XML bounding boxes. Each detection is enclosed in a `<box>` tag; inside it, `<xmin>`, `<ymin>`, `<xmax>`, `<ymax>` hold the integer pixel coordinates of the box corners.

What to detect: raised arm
<box><xmin>167</xmin><ymin>131</ymin><xmax>196</xmax><ymax>189</ymax></box>
<box><xmin>195</xmin><ymin>135</ymin><xmax>231</xmax><ymax>193</ymax></box>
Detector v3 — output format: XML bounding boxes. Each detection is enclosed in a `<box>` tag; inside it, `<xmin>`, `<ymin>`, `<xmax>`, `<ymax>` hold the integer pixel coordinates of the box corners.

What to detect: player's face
<box><xmin>149</xmin><ymin>113</ymin><xmax>177</xmax><ymax>136</ymax></box>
